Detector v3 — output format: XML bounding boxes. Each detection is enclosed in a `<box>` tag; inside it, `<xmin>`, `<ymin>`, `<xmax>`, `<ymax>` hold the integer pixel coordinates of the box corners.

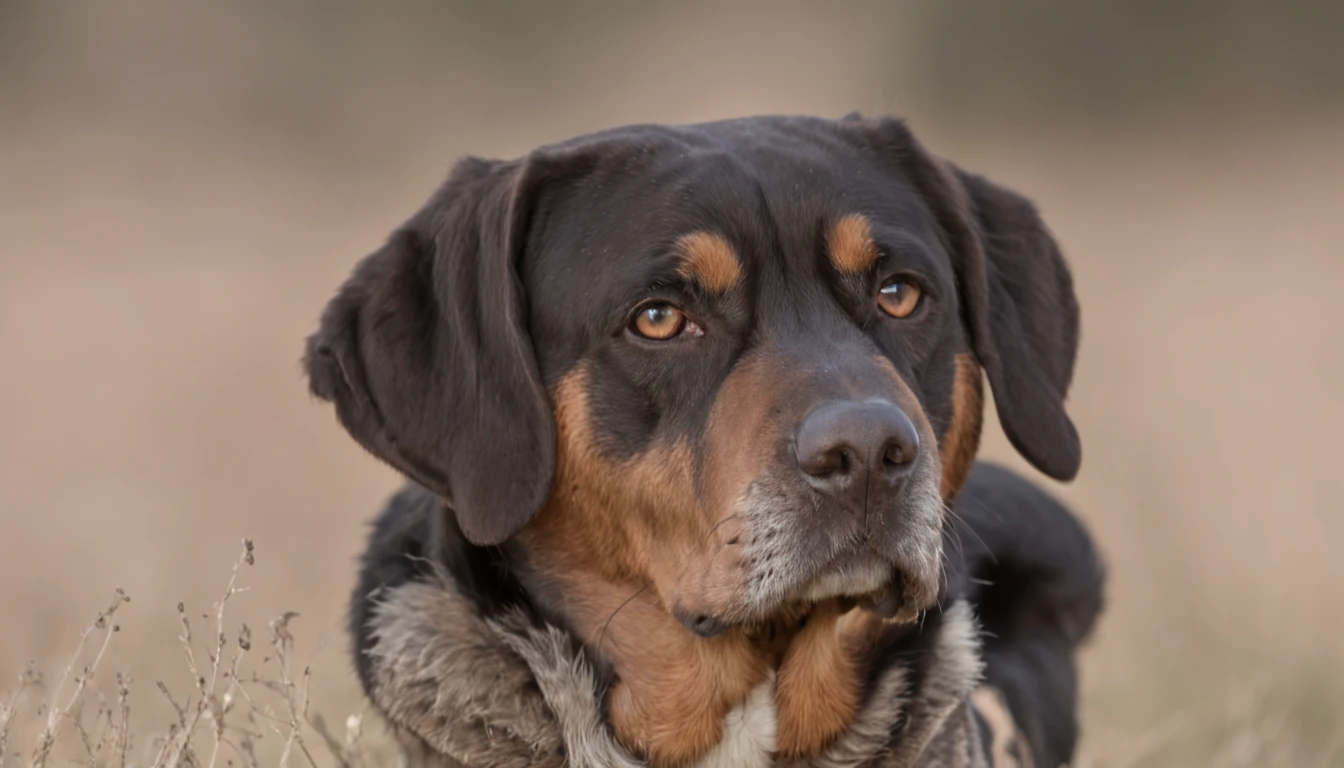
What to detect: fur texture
<box><xmin>365</xmin><ymin>576</ymin><xmax>991</xmax><ymax>768</ymax></box>
<box><xmin>307</xmin><ymin>115</ymin><xmax>1109</xmax><ymax>767</ymax></box>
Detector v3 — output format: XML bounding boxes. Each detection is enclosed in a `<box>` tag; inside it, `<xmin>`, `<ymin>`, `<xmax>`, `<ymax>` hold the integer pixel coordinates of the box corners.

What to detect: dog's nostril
<box><xmin>883</xmin><ymin>434</ymin><xmax>919</xmax><ymax>468</ymax></box>
<box><xmin>799</xmin><ymin>445</ymin><xmax>852</xmax><ymax>478</ymax></box>
<box><xmin>833</xmin><ymin>450</ymin><xmax>852</xmax><ymax>476</ymax></box>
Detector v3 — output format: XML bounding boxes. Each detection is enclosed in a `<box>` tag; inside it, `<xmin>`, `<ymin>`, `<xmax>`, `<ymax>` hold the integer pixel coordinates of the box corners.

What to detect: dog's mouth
<box><xmin>801</xmin><ymin>556</ymin><xmax>936</xmax><ymax>624</ymax></box>
<box><xmin>846</xmin><ymin>576</ymin><xmax>927</xmax><ymax>623</ymax></box>
<box><xmin>676</xmin><ymin>553</ymin><xmax>939</xmax><ymax>639</ymax></box>
<box><xmin>725</xmin><ymin>573</ymin><xmax>931</xmax><ymax>646</ymax></box>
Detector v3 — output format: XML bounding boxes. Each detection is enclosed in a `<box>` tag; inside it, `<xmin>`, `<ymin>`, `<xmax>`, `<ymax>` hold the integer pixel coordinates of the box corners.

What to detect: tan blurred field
<box><xmin>2</xmin><ymin>3</ymin><xmax>1342</xmax><ymax>765</ymax></box>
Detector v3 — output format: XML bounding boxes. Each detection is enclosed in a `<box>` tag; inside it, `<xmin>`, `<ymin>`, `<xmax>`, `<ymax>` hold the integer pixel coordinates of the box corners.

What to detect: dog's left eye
<box><xmin>877</xmin><ymin>278</ymin><xmax>922</xmax><ymax>319</ymax></box>
<box><xmin>630</xmin><ymin>302</ymin><xmax>702</xmax><ymax>340</ymax></box>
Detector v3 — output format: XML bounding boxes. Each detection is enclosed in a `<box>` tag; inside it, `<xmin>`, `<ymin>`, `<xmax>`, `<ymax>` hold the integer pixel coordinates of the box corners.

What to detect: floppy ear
<box><xmin>944</xmin><ymin>166</ymin><xmax>1081</xmax><ymax>480</ymax></box>
<box><xmin>859</xmin><ymin>117</ymin><xmax>1081</xmax><ymax>480</ymax></box>
<box><xmin>303</xmin><ymin>157</ymin><xmax>556</xmax><ymax>545</ymax></box>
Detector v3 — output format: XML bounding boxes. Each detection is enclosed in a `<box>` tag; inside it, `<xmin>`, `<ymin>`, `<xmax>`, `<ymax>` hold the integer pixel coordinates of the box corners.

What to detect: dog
<box><xmin>304</xmin><ymin>114</ymin><xmax>1105</xmax><ymax>767</ymax></box>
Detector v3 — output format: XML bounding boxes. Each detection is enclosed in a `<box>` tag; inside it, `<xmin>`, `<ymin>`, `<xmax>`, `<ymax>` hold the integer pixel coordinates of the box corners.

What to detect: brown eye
<box><xmin>632</xmin><ymin>302</ymin><xmax>689</xmax><ymax>340</ymax></box>
<box><xmin>878</xmin><ymin>278</ymin><xmax>922</xmax><ymax>319</ymax></box>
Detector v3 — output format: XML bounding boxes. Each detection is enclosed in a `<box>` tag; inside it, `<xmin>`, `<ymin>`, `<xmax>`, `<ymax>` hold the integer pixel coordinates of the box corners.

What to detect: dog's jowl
<box><xmin>305</xmin><ymin>114</ymin><xmax>1105</xmax><ymax>768</ymax></box>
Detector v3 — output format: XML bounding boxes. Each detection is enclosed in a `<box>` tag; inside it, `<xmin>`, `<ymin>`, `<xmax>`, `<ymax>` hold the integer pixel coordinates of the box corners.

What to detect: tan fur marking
<box><xmin>687</xmin><ymin>346</ymin><xmax>800</xmax><ymax>623</ymax></box>
<box><xmin>773</xmin><ymin>603</ymin><xmax>863</xmax><ymax>758</ymax></box>
<box><xmin>521</xmin><ymin>350</ymin><xmax>952</xmax><ymax>765</ymax></box>
<box><xmin>604</xmin><ymin>601</ymin><xmax>766</xmax><ymax>766</ymax></box>
<box><xmin>676</xmin><ymin>231</ymin><xmax>742</xmax><ymax>294</ymax></box>
<box><xmin>701</xmin><ymin>349</ymin><xmax>787</xmax><ymax>509</ymax></box>
<box><xmin>970</xmin><ymin>685</ymin><xmax>1034</xmax><ymax>768</ymax></box>
<box><xmin>522</xmin><ymin>368</ymin><xmax>765</xmax><ymax>767</ymax></box>
<box><xmin>938</xmin><ymin>353</ymin><xmax>985</xmax><ymax>500</ymax></box>
<box><xmin>827</xmin><ymin>214</ymin><xmax>880</xmax><ymax>274</ymax></box>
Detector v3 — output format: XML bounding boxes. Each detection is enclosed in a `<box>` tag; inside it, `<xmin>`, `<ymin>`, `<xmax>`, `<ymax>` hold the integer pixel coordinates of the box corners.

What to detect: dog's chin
<box><xmin>791</xmin><ymin>551</ymin><xmax>941</xmax><ymax>624</ymax></box>
<box><xmin>796</xmin><ymin>555</ymin><xmax>892</xmax><ymax>603</ymax></box>
<box><xmin>676</xmin><ymin>554</ymin><xmax>940</xmax><ymax>638</ymax></box>
<box><xmin>677</xmin><ymin>481</ymin><xmax>946</xmax><ymax>636</ymax></box>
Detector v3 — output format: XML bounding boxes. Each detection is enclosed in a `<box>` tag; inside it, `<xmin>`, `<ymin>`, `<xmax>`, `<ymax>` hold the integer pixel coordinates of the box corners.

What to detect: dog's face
<box><xmin>306</xmin><ymin>115</ymin><xmax>1079</xmax><ymax>638</ymax></box>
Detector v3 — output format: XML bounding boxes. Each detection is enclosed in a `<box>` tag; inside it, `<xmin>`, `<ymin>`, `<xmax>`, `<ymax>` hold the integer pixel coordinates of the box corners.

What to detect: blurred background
<box><xmin>2</xmin><ymin>1</ymin><xmax>1342</xmax><ymax>765</ymax></box>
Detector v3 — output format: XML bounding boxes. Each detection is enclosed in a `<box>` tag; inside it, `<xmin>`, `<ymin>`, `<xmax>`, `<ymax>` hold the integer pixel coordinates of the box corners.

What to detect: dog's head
<box><xmin>306</xmin><ymin>115</ymin><xmax>1079</xmax><ymax>636</ymax></box>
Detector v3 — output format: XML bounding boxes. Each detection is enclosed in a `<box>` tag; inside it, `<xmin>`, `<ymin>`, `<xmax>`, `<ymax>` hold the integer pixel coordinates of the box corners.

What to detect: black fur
<box><xmin>312</xmin><ymin>114</ymin><xmax>1103</xmax><ymax>765</ymax></box>
<box><xmin>951</xmin><ymin>169</ymin><xmax>1082</xmax><ymax>480</ymax></box>
<box><xmin>349</xmin><ymin>483</ymin><xmax>614</xmax><ymax>700</ymax></box>
<box><xmin>947</xmin><ymin>462</ymin><xmax>1106</xmax><ymax>767</ymax></box>
<box><xmin>305</xmin><ymin>158</ymin><xmax>556</xmax><ymax>546</ymax></box>
<box><xmin>307</xmin><ymin>115</ymin><xmax>1082</xmax><ymax>545</ymax></box>
<box><xmin>347</xmin><ymin>483</ymin><xmax>530</xmax><ymax>694</ymax></box>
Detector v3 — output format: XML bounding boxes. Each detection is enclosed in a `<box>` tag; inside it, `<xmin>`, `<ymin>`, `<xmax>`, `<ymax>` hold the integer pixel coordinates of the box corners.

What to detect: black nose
<box><xmin>795</xmin><ymin>400</ymin><xmax>920</xmax><ymax>501</ymax></box>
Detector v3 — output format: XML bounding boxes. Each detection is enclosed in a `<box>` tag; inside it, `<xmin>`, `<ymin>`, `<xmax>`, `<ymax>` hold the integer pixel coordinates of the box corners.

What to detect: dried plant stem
<box><xmin>307</xmin><ymin>713</ymin><xmax>354</xmax><ymax>768</ymax></box>
<box><xmin>204</xmin><ymin>623</ymin><xmax>251</xmax><ymax>768</ymax></box>
<box><xmin>0</xmin><ymin>664</ymin><xmax>40</xmax><ymax>768</ymax></box>
<box><xmin>2</xmin><ymin>536</ymin><xmax>372</xmax><ymax>768</ymax></box>
<box><xmin>31</xmin><ymin>589</ymin><xmax>129</xmax><ymax>768</ymax></box>
<box><xmin>155</xmin><ymin>539</ymin><xmax>253</xmax><ymax>768</ymax></box>
<box><xmin>113</xmin><ymin>675</ymin><xmax>131</xmax><ymax>768</ymax></box>
<box><xmin>265</xmin><ymin>613</ymin><xmax>318</xmax><ymax>768</ymax></box>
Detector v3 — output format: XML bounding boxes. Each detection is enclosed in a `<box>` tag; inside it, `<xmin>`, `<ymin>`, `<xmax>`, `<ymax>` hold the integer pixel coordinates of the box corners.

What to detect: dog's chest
<box><xmin>692</xmin><ymin>673</ymin><xmax>778</xmax><ymax>768</ymax></box>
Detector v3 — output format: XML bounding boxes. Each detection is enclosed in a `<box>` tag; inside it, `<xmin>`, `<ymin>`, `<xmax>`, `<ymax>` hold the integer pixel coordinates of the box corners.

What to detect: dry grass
<box><xmin>0</xmin><ymin>542</ymin><xmax>388</xmax><ymax>768</ymax></box>
<box><xmin>4</xmin><ymin>536</ymin><xmax>1338</xmax><ymax>768</ymax></box>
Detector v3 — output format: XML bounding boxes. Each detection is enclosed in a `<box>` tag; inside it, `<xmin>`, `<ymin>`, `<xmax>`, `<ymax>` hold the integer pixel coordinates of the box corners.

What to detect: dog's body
<box><xmin>306</xmin><ymin>115</ymin><xmax>1105</xmax><ymax>767</ymax></box>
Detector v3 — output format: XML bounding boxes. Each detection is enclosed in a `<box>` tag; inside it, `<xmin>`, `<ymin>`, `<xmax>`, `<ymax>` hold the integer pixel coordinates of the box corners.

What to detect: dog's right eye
<box><xmin>630</xmin><ymin>302</ymin><xmax>700</xmax><ymax>341</ymax></box>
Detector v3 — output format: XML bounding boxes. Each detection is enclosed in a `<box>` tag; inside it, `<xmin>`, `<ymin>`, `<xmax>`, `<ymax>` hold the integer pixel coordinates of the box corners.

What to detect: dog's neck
<box><xmin>506</xmin><ymin>524</ymin><xmax>901</xmax><ymax>766</ymax></box>
<box><xmin>365</xmin><ymin>522</ymin><xmax>987</xmax><ymax>768</ymax></box>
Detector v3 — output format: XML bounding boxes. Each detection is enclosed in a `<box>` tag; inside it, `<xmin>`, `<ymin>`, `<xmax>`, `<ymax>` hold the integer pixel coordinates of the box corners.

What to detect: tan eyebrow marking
<box><xmin>827</xmin><ymin>214</ymin><xmax>880</xmax><ymax>274</ymax></box>
<box><xmin>674</xmin><ymin>231</ymin><xmax>743</xmax><ymax>294</ymax></box>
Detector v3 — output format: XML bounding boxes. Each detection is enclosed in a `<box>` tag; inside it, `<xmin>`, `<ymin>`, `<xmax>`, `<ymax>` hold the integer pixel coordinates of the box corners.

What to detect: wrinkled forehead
<box><xmin>519</xmin><ymin>122</ymin><xmax>949</xmax><ymax>360</ymax></box>
<box><xmin>521</xmin><ymin>133</ymin><xmax>768</xmax><ymax>307</ymax></box>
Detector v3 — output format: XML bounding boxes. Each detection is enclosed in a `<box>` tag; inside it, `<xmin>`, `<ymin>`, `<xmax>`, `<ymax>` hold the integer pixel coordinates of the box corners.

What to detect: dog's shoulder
<box><xmin>349</xmin><ymin>483</ymin><xmax>441</xmax><ymax>692</ymax></box>
<box><xmin>951</xmin><ymin>462</ymin><xmax>1105</xmax><ymax>645</ymax></box>
<box><xmin>950</xmin><ymin>462</ymin><xmax>1106</xmax><ymax>768</ymax></box>
<box><xmin>349</xmin><ymin>483</ymin><xmax>534</xmax><ymax>693</ymax></box>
